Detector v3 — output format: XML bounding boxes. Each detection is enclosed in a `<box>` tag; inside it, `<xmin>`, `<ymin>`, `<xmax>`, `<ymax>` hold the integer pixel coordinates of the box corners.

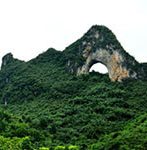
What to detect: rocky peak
<box><xmin>82</xmin><ymin>25</ymin><xmax>122</xmax><ymax>52</ymax></box>
<box><xmin>65</xmin><ymin>25</ymin><xmax>144</xmax><ymax>82</ymax></box>
<box><xmin>1</xmin><ymin>53</ymin><xmax>14</xmax><ymax>69</ymax></box>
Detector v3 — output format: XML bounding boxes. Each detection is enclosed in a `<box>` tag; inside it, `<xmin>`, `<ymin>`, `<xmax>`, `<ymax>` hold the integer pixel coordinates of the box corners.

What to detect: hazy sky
<box><xmin>0</xmin><ymin>0</ymin><xmax>147</xmax><ymax>72</ymax></box>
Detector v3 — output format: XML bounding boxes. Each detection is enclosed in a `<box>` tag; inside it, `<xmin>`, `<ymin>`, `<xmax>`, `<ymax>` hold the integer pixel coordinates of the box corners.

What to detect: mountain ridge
<box><xmin>1</xmin><ymin>25</ymin><xmax>147</xmax><ymax>81</ymax></box>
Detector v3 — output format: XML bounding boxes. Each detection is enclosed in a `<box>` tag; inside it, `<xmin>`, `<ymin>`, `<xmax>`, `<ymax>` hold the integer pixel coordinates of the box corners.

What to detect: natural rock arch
<box><xmin>65</xmin><ymin>25</ymin><xmax>143</xmax><ymax>82</ymax></box>
<box><xmin>77</xmin><ymin>48</ymin><xmax>132</xmax><ymax>82</ymax></box>
<box><xmin>89</xmin><ymin>62</ymin><xmax>108</xmax><ymax>74</ymax></box>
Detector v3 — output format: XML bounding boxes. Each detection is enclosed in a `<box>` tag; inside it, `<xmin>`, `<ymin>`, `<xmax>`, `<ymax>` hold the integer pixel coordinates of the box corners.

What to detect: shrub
<box><xmin>54</xmin><ymin>146</ymin><xmax>66</xmax><ymax>150</ymax></box>
<box><xmin>68</xmin><ymin>145</ymin><xmax>79</xmax><ymax>150</ymax></box>
<box><xmin>39</xmin><ymin>147</ymin><xmax>50</xmax><ymax>150</ymax></box>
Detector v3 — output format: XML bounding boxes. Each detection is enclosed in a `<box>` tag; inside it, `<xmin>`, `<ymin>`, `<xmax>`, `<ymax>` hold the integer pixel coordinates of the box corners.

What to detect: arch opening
<box><xmin>89</xmin><ymin>62</ymin><xmax>108</xmax><ymax>74</ymax></box>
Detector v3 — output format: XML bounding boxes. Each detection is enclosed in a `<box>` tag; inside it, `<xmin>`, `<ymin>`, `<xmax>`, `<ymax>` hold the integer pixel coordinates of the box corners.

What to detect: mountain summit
<box><xmin>64</xmin><ymin>25</ymin><xmax>146</xmax><ymax>81</ymax></box>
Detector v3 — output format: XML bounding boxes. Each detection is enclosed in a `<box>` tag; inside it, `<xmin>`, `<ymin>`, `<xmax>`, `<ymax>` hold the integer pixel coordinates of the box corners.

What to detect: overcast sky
<box><xmin>0</xmin><ymin>0</ymin><xmax>147</xmax><ymax>72</ymax></box>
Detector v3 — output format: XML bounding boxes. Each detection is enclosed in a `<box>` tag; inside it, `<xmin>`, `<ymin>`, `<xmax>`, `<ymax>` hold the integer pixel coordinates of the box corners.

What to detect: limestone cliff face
<box><xmin>64</xmin><ymin>25</ymin><xmax>143</xmax><ymax>82</ymax></box>
<box><xmin>77</xmin><ymin>47</ymin><xmax>138</xmax><ymax>82</ymax></box>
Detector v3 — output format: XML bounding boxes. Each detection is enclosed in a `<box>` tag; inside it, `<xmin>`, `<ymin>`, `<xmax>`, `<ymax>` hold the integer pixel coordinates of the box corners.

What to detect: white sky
<box><xmin>0</xmin><ymin>0</ymin><xmax>147</xmax><ymax>72</ymax></box>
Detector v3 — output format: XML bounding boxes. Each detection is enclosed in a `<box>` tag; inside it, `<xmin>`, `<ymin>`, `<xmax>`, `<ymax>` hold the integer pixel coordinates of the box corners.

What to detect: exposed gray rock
<box><xmin>65</xmin><ymin>25</ymin><xmax>144</xmax><ymax>82</ymax></box>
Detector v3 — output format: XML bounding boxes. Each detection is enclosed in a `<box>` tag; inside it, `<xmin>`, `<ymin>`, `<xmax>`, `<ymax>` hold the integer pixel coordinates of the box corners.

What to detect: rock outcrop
<box><xmin>1</xmin><ymin>53</ymin><xmax>14</xmax><ymax>69</ymax></box>
<box><xmin>1</xmin><ymin>53</ymin><xmax>25</xmax><ymax>70</ymax></box>
<box><xmin>65</xmin><ymin>25</ymin><xmax>143</xmax><ymax>82</ymax></box>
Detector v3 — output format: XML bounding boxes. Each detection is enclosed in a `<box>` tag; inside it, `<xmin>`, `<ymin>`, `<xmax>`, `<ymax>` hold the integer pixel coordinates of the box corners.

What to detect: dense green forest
<box><xmin>0</xmin><ymin>26</ymin><xmax>147</xmax><ymax>149</ymax></box>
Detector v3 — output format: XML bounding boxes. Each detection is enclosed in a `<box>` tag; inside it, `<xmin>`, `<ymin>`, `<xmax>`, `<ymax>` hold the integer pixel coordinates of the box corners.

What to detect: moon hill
<box><xmin>1</xmin><ymin>25</ymin><xmax>147</xmax><ymax>82</ymax></box>
<box><xmin>0</xmin><ymin>25</ymin><xmax>147</xmax><ymax>150</ymax></box>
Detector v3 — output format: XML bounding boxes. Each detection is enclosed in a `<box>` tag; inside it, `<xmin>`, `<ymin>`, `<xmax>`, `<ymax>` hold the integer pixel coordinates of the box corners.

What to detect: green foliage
<box><xmin>54</xmin><ymin>146</ymin><xmax>66</xmax><ymax>150</ymax></box>
<box><xmin>90</xmin><ymin>113</ymin><xmax>147</xmax><ymax>150</ymax></box>
<box><xmin>0</xmin><ymin>136</ymin><xmax>32</xmax><ymax>150</ymax></box>
<box><xmin>0</xmin><ymin>42</ymin><xmax>147</xmax><ymax>149</ymax></box>
<box><xmin>39</xmin><ymin>147</ymin><xmax>50</xmax><ymax>150</ymax></box>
